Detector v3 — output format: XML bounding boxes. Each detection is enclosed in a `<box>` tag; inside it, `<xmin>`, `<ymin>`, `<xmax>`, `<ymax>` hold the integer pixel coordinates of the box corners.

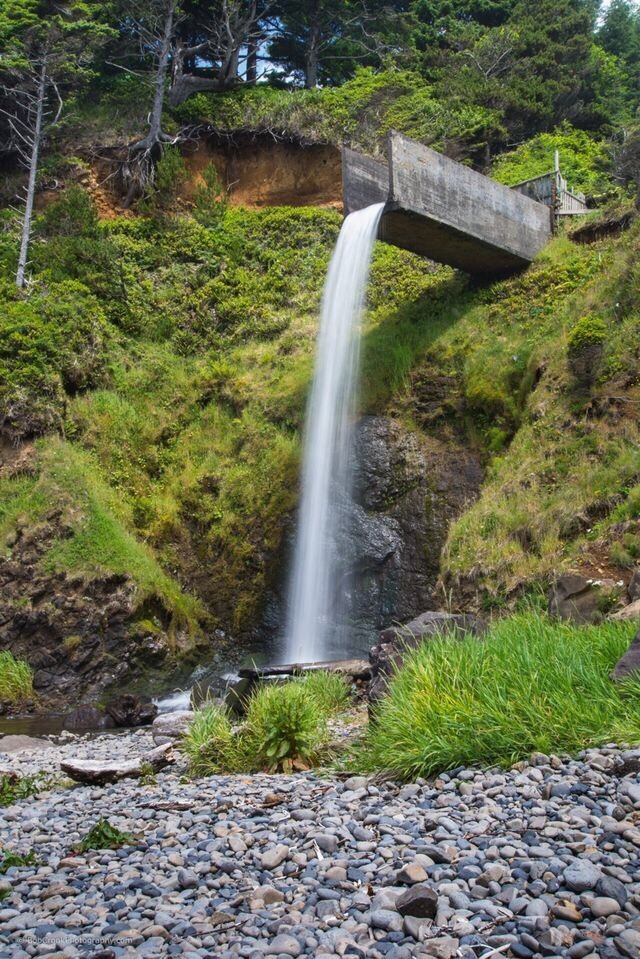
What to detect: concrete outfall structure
<box><xmin>343</xmin><ymin>132</ymin><xmax>553</xmax><ymax>275</ymax></box>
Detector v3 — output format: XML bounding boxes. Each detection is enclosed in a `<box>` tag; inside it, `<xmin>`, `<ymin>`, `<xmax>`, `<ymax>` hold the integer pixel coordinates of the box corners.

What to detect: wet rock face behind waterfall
<box><xmin>0</xmin><ymin>517</ymin><xmax>173</xmax><ymax>709</ymax></box>
<box><xmin>344</xmin><ymin>416</ymin><xmax>483</xmax><ymax>651</ymax></box>
<box><xmin>263</xmin><ymin>416</ymin><xmax>482</xmax><ymax>659</ymax></box>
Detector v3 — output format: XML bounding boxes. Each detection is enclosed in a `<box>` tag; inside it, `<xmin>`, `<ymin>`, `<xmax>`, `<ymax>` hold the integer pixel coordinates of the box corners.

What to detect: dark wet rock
<box><xmin>394</xmin><ymin>884</ymin><xmax>438</xmax><ymax>918</ymax></box>
<box><xmin>611</xmin><ymin>629</ymin><xmax>640</xmax><ymax>681</ymax></box>
<box><xmin>369</xmin><ymin>610</ymin><xmax>486</xmax><ymax>710</ymax></box>
<box><xmin>63</xmin><ymin>705</ymin><xmax>115</xmax><ymax>731</ymax></box>
<box><xmin>105</xmin><ymin>694</ymin><xmax>158</xmax><ymax>728</ymax></box>
<box><xmin>261</xmin><ymin>415</ymin><xmax>482</xmax><ymax>660</ymax></box>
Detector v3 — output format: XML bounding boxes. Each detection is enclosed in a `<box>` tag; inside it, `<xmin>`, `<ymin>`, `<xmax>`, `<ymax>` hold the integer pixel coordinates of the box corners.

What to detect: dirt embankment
<box><xmin>35</xmin><ymin>133</ymin><xmax>343</xmax><ymax>217</ymax></box>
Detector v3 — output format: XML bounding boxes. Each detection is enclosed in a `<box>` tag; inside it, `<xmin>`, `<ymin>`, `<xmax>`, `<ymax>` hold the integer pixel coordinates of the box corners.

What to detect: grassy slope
<box><xmin>1</xmin><ymin>187</ymin><xmax>638</xmax><ymax>637</ymax></box>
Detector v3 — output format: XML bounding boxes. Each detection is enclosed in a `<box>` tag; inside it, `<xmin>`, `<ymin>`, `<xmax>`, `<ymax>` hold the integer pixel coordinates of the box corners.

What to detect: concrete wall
<box><xmin>342</xmin><ymin>147</ymin><xmax>389</xmax><ymax>215</ymax></box>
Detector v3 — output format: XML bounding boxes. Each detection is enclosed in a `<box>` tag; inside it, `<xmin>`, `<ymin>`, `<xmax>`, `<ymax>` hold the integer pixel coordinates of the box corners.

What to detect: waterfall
<box><xmin>284</xmin><ymin>202</ymin><xmax>385</xmax><ymax>664</ymax></box>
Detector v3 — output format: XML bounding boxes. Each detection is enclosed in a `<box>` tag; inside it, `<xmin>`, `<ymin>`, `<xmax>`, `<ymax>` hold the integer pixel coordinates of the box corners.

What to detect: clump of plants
<box><xmin>358</xmin><ymin>612</ymin><xmax>640</xmax><ymax>781</ymax></box>
<box><xmin>0</xmin><ymin>771</ymin><xmax>50</xmax><ymax>807</ymax></box>
<box><xmin>181</xmin><ymin>702</ymin><xmax>238</xmax><ymax>775</ymax></box>
<box><xmin>0</xmin><ymin>651</ymin><xmax>33</xmax><ymax>705</ymax></box>
<box><xmin>184</xmin><ymin>671</ymin><xmax>352</xmax><ymax>776</ymax></box>
<box><xmin>0</xmin><ymin>847</ymin><xmax>38</xmax><ymax>873</ymax></box>
<box><xmin>75</xmin><ymin>818</ymin><xmax>135</xmax><ymax>852</ymax></box>
<box><xmin>567</xmin><ymin>314</ymin><xmax>607</xmax><ymax>386</ymax></box>
<box><xmin>610</xmin><ymin>533</ymin><xmax>640</xmax><ymax>569</ymax></box>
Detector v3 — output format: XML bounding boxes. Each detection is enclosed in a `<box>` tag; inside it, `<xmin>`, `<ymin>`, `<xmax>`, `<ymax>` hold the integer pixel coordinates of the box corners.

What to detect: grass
<box><xmin>358</xmin><ymin>612</ymin><xmax>640</xmax><ymax>781</ymax></box>
<box><xmin>0</xmin><ymin>652</ymin><xmax>33</xmax><ymax>705</ymax></box>
<box><xmin>300</xmin><ymin>671</ymin><xmax>351</xmax><ymax>715</ymax></box>
<box><xmin>181</xmin><ymin>702</ymin><xmax>238</xmax><ymax>776</ymax></box>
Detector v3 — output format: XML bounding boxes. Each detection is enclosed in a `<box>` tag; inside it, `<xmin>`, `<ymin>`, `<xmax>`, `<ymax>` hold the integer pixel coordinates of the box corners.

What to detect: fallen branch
<box><xmin>61</xmin><ymin>743</ymin><xmax>175</xmax><ymax>785</ymax></box>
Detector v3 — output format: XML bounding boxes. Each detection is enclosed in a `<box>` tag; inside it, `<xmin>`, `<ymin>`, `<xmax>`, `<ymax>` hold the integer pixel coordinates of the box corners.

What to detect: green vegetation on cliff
<box><xmin>1</xmin><ymin>184</ymin><xmax>639</xmax><ymax>633</ymax></box>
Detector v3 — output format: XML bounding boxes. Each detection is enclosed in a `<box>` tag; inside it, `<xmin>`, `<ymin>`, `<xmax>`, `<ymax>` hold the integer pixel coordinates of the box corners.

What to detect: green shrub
<box><xmin>301</xmin><ymin>671</ymin><xmax>351</xmax><ymax>715</ymax></box>
<box><xmin>0</xmin><ymin>280</ymin><xmax>114</xmax><ymax>439</ymax></box>
<box><xmin>76</xmin><ymin>818</ymin><xmax>135</xmax><ymax>852</ymax></box>
<box><xmin>360</xmin><ymin>613</ymin><xmax>640</xmax><ymax>780</ymax></box>
<box><xmin>244</xmin><ymin>682</ymin><xmax>327</xmax><ymax>773</ymax></box>
<box><xmin>37</xmin><ymin>186</ymin><xmax>98</xmax><ymax>237</ymax></box>
<box><xmin>492</xmin><ymin>124</ymin><xmax>611</xmax><ymax>194</ymax></box>
<box><xmin>0</xmin><ymin>651</ymin><xmax>33</xmax><ymax>704</ymax></box>
<box><xmin>182</xmin><ymin>703</ymin><xmax>238</xmax><ymax>775</ymax></box>
<box><xmin>193</xmin><ymin>163</ymin><xmax>228</xmax><ymax>228</ymax></box>
<box><xmin>567</xmin><ymin>315</ymin><xmax>607</xmax><ymax>385</ymax></box>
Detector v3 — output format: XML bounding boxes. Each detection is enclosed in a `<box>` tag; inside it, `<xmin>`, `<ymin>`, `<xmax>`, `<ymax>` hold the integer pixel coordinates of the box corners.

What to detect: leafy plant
<box><xmin>0</xmin><ymin>772</ymin><xmax>51</xmax><ymax>807</ymax></box>
<box><xmin>359</xmin><ymin>613</ymin><xmax>640</xmax><ymax>781</ymax></box>
<box><xmin>0</xmin><ymin>847</ymin><xmax>39</xmax><ymax>873</ymax></box>
<box><xmin>244</xmin><ymin>681</ymin><xmax>327</xmax><ymax>773</ymax></box>
<box><xmin>76</xmin><ymin>818</ymin><xmax>135</xmax><ymax>852</ymax></box>
<box><xmin>0</xmin><ymin>651</ymin><xmax>33</xmax><ymax>704</ymax></box>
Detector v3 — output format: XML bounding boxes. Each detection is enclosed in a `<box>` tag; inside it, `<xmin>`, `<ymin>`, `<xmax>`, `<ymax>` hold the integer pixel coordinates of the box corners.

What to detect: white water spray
<box><xmin>285</xmin><ymin>202</ymin><xmax>385</xmax><ymax>664</ymax></box>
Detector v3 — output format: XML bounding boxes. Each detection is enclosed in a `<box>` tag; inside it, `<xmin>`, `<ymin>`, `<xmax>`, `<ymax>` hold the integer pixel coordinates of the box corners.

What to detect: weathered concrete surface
<box><xmin>342</xmin><ymin>147</ymin><xmax>389</xmax><ymax>215</ymax></box>
<box><xmin>342</xmin><ymin>133</ymin><xmax>552</xmax><ymax>275</ymax></box>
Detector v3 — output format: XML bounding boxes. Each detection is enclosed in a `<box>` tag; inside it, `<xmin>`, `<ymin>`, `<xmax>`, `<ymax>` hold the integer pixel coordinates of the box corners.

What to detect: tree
<box><xmin>597</xmin><ymin>0</ymin><xmax>640</xmax><ymax>114</ymax></box>
<box><xmin>0</xmin><ymin>0</ymin><xmax>109</xmax><ymax>288</ymax></box>
<box><xmin>269</xmin><ymin>0</ymin><xmax>403</xmax><ymax>88</ymax></box>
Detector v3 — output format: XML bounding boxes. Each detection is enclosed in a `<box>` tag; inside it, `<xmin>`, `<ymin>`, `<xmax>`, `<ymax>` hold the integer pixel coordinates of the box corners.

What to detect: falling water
<box><xmin>285</xmin><ymin>202</ymin><xmax>385</xmax><ymax>664</ymax></box>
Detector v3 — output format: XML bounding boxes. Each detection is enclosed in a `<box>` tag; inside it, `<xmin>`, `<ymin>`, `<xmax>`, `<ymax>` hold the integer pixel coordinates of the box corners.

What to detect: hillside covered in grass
<box><xmin>2</xmin><ymin>0</ymin><xmax>640</xmax><ymax>708</ymax></box>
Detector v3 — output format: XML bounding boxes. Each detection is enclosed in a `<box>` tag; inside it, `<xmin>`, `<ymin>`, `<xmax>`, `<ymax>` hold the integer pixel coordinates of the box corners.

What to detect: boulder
<box><xmin>548</xmin><ymin>573</ymin><xmax>621</xmax><ymax>624</ymax></box>
<box><xmin>611</xmin><ymin>599</ymin><xmax>640</xmax><ymax>621</ymax></box>
<box><xmin>105</xmin><ymin>693</ymin><xmax>158</xmax><ymax>727</ymax></box>
<box><xmin>61</xmin><ymin>742</ymin><xmax>174</xmax><ymax>785</ymax></box>
<box><xmin>369</xmin><ymin>611</ymin><xmax>486</xmax><ymax>711</ymax></box>
<box><xmin>611</xmin><ymin>629</ymin><xmax>640</xmax><ymax>682</ymax></box>
<box><xmin>63</xmin><ymin>705</ymin><xmax>115</xmax><ymax>731</ymax></box>
<box><xmin>152</xmin><ymin>710</ymin><xmax>194</xmax><ymax>745</ymax></box>
<box><xmin>629</xmin><ymin>569</ymin><xmax>640</xmax><ymax>603</ymax></box>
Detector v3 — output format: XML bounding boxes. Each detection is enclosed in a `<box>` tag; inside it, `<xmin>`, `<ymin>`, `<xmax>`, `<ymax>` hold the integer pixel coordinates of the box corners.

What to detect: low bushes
<box><xmin>183</xmin><ymin>672</ymin><xmax>351</xmax><ymax>776</ymax></box>
<box><xmin>0</xmin><ymin>651</ymin><xmax>33</xmax><ymax>705</ymax></box>
<box><xmin>360</xmin><ymin>613</ymin><xmax>640</xmax><ymax>780</ymax></box>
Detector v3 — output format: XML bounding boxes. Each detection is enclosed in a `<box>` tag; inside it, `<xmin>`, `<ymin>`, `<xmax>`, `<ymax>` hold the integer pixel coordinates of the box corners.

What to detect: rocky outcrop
<box><xmin>0</xmin><ymin>516</ymin><xmax>173</xmax><ymax>709</ymax></box>
<box><xmin>369</xmin><ymin>610</ymin><xmax>486</xmax><ymax>711</ymax></box>
<box><xmin>264</xmin><ymin>416</ymin><xmax>483</xmax><ymax>658</ymax></box>
<box><xmin>547</xmin><ymin>572</ymin><xmax>623</xmax><ymax>624</ymax></box>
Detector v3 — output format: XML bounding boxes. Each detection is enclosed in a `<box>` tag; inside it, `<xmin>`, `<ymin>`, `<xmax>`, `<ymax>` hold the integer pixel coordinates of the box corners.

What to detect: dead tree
<box><xmin>0</xmin><ymin>57</ymin><xmax>63</xmax><ymax>289</ymax></box>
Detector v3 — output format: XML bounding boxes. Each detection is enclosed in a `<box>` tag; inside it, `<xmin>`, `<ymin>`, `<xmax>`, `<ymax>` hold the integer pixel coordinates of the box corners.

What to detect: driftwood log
<box><xmin>61</xmin><ymin>743</ymin><xmax>175</xmax><ymax>785</ymax></box>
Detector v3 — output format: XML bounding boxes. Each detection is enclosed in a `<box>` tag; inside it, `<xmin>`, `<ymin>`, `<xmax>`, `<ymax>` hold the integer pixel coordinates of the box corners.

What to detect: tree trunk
<box><xmin>305</xmin><ymin>25</ymin><xmax>321</xmax><ymax>89</ymax></box>
<box><xmin>247</xmin><ymin>37</ymin><xmax>259</xmax><ymax>83</ymax></box>
<box><xmin>16</xmin><ymin>60</ymin><xmax>46</xmax><ymax>290</ymax></box>
<box><xmin>147</xmin><ymin>0</ymin><xmax>175</xmax><ymax>144</ymax></box>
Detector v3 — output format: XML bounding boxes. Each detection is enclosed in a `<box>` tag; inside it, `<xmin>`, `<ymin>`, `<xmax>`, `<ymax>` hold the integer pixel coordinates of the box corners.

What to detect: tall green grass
<box><xmin>360</xmin><ymin>613</ymin><xmax>640</xmax><ymax>780</ymax></box>
<box><xmin>0</xmin><ymin>651</ymin><xmax>33</xmax><ymax>704</ymax></box>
